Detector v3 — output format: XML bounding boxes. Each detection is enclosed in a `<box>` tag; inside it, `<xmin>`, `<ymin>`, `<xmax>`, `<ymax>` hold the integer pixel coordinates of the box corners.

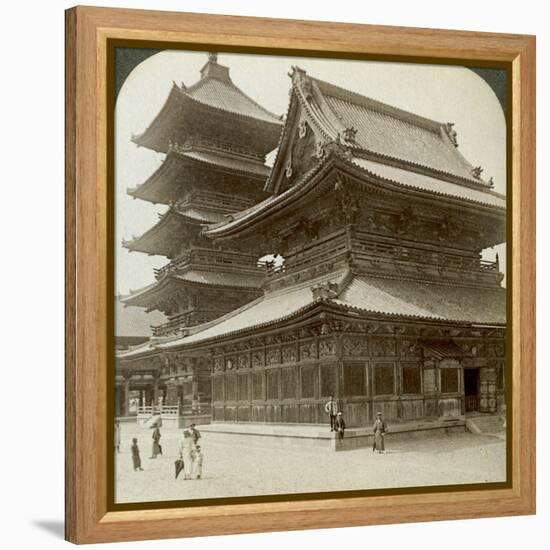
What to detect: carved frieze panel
<box><xmin>225</xmin><ymin>357</ymin><xmax>236</xmax><ymax>371</ymax></box>
<box><xmin>372</xmin><ymin>337</ymin><xmax>397</xmax><ymax>357</ymax></box>
<box><xmin>299</xmin><ymin>340</ymin><xmax>317</xmax><ymax>361</ymax></box>
<box><xmin>486</xmin><ymin>341</ymin><xmax>505</xmax><ymax>357</ymax></box>
<box><xmin>460</xmin><ymin>341</ymin><xmax>487</xmax><ymax>357</ymax></box>
<box><xmin>342</xmin><ymin>335</ymin><xmax>368</xmax><ymax>357</ymax></box>
<box><xmin>238</xmin><ymin>353</ymin><xmax>250</xmax><ymax>369</ymax></box>
<box><xmin>319</xmin><ymin>337</ymin><xmax>336</xmax><ymax>358</ymax></box>
<box><xmin>251</xmin><ymin>349</ymin><xmax>265</xmax><ymax>368</ymax></box>
<box><xmin>282</xmin><ymin>344</ymin><xmax>298</xmax><ymax>364</ymax></box>
<box><xmin>266</xmin><ymin>347</ymin><xmax>281</xmax><ymax>365</ymax></box>
<box><xmin>399</xmin><ymin>339</ymin><xmax>422</xmax><ymax>357</ymax></box>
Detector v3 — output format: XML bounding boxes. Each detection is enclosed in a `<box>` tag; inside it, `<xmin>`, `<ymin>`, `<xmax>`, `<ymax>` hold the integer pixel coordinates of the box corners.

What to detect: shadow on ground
<box><xmin>32</xmin><ymin>520</ymin><xmax>64</xmax><ymax>539</ymax></box>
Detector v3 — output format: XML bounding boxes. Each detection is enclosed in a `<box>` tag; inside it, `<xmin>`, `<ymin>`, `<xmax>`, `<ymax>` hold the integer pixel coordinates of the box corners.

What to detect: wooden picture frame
<box><xmin>65</xmin><ymin>5</ymin><xmax>535</xmax><ymax>544</ymax></box>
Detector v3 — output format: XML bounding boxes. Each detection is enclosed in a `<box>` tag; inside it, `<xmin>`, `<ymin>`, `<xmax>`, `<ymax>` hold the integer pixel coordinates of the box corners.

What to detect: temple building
<box><xmin>116</xmin><ymin>53</ymin><xmax>282</xmax><ymax>422</ymax></box>
<box><xmin>118</xmin><ymin>63</ymin><xmax>506</xmax><ymax>439</ymax></box>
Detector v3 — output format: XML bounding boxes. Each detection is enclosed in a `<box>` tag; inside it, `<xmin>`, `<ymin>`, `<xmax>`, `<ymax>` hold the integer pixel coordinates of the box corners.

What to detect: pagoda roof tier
<box><xmin>127</xmin><ymin>146</ymin><xmax>270</xmax><ymax>205</ymax></box>
<box><xmin>264</xmin><ymin>67</ymin><xmax>499</xmax><ymax>196</ymax></box>
<box><xmin>122</xmin><ymin>203</ymin><xmax>226</xmax><ymax>258</ymax></box>
<box><xmin>145</xmin><ymin>268</ymin><xmax>506</xmax><ymax>351</ymax></box>
<box><xmin>205</xmin><ymin>153</ymin><xmax>506</xmax><ymax>246</ymax></box>
<box><xmin>121</xmin><ymin>269</ymin><xmax>264</xmax><ymax>311</ymax></box>
<box><xmin>132</xmin><ymin>55</ymin><xmax>282</xmax><ymax>156</ymax></box>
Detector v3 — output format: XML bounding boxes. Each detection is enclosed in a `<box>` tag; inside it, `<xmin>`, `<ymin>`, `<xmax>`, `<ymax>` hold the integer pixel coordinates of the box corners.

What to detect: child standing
<box><xmin>131</xmin><ymin>438</ymin><xmax>143</xmax><ymax>471</ymax></box>
<box><xmin>194</xmin><ymin>445</ymin><xmax>204</xmax><ymax>479</ymax></box>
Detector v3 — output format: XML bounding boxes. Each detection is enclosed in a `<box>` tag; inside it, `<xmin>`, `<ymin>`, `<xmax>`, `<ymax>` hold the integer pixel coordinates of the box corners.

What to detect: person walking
<box><xmin>179</xmin><ymin>429</ymin><xmax>197</xmax><ymax>480</ymax></box>
<box><xmin>190</xmin><ymin>423</ymin><xmax>201</xmax><ymax>445</ymax></box>
<box><xmin>150</xmin><ymin>425</ymin><xmax>162</xmax><ymax>458</ymax></box>
<box><xmin>334</xmin><ymin>411</ymin><xmax>346</xmax><ymax>446</ymax></box>
<box><xmin>373</xmin><ymin>411</ymin><xmax>389</xmax><ymax>454</ymax></box>
<box><xmin>324</xmin><ymin>395</ymin><xmax>338</xmax><ymax>431</ymax></box>
<box><xmin>131</xmin><ymin>438</ymin><xmax>143</xmax><ymax>471</ymax></box>
<box><xmin>114</xmin><ymin>420</ymin><xmax>121</xmax><ymax>453</ymax></box>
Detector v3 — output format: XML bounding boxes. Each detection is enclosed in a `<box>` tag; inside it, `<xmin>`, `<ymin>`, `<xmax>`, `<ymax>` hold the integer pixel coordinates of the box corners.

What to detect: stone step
<box><xmin>465</xmin><ymin>415</ymin><xmax>505</xmax><ymax>434</ymax></box>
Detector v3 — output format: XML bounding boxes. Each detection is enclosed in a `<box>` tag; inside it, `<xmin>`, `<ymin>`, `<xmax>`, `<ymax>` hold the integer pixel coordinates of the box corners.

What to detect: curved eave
<box><xmin>132</xmin><ymin>84</ymin><xmax>282</xmax><ymax>155</ymax></box>
<box><xmin>158</xmin><ymin>297</ymin><xmax>504</xmax><ymax>352</ymax></box>
<box><xmin>206</xmin><ymin>154</ymin><xmax>506</xmax><ymax>242</ymax></box>
<box><xmin>122</xmin><ymin>272</ymin><xmax>263</xmax><ymax>310</ymax></box>
<box><xmin>122</xmin><ymin>209</ymin><xmax>204</xmax><ymax>258</ymax></box>
<box><xmin>128</xmin><ymin>149</ymin><xmax>270</xmax><ymax>205</ymax></box>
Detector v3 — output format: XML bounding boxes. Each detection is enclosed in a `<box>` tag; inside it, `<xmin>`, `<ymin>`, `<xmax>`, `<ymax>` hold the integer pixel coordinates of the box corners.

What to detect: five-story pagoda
<box><xmin>116</xmin><ymin>53</ymin><xmax>282</xmax><ymax>424</ymax></box>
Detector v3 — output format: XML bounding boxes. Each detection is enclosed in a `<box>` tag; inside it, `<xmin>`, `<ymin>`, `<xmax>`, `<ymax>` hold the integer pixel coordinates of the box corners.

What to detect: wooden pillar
<box><xmin>153</xmin><ymin>377</ymin><xmax>160</xmax><ymax>409</ymax></box>
<box><xmin>139</xmin><ymin>389</ymin><xmax>144</xmax><ymax>409</ymax></box>
<box><xmin>335</xmin><ymin>333</ymin><xmax>344</xmax><ymax>409</ymax></box>
<box><xmin>115</xmin><ymin>384</ymin><xmax>122</xmax><ymax>417</ymax></box>
<box><xmin>123</xmin><ymin>375</ymin><xmax>131</xmax><ymax>417</ymax></box>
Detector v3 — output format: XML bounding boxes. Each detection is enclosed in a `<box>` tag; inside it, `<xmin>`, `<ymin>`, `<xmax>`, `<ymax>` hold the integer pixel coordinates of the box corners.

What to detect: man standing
<box><xmin>373</xmin><ymin>411</ymin><xmax>389</xmax><ymax>454</ymax></box>
<box><xmin>334</xmin><ymin>411</ymin><xmax>346</xmax><ymax>446</ymax></box>
<box><xmin>324</xmin><ymin>395</ymin><xmax>338</xmax><ymax>431</ymax></box>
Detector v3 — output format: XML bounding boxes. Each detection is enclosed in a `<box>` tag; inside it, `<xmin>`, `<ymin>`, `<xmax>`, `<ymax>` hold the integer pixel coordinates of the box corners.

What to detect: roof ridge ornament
<box><xmin>315</xmin><ymin>136</ymin><xmax>353</xmax><ymax>161</ymax></box>
<box><xmin>342</xmin><ymin>126</ymin><xmax>358</xmax><ymax>144</ymax></box>
<box><xmin>311</xmin><ymin>281</ymin><xmax>339</xmax><ymax>301</ymax></box>
<box><xmin>444</xmin><ymin>122</ymin><xmax>459</xmax><ymax>147</ymax></box>
<box><xmin>208</xmin><ymin>52</ymin><xmax>218</xmax><ymax>63</ymax></box>
<box><xmin>471</xmin><ymin>166</ymin><xmax>484</xmax><ymax>179</ymax></box>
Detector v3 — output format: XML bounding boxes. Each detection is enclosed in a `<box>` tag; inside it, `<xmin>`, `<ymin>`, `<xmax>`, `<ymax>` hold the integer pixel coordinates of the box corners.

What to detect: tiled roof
<box><xmin>128</xmin><ymin>149</ymin><xmax>269</xmax><ymax>204</ymax></box>
<box><xmin>115</xmin><ymin>296</ymin><xmax>166</xmax><ymax>337</ymax></box>
<box><xmin>181</xmin><ymin>149</ymin><xmax>270</xmax><ymax>177</ymax></box>
<box><xmin>117</xmin><ymin>340</ymin><xmax>156</xmax><ymax>359</ymax></box>
<box><xmin>159</xmin><ymin>271</ymin><xmax>349</xmax><ymax>348</ymax></box>
<box><xmin>419</xmin><ymin>339</ymin><xmax>467</xmax><ymax>359</ymax></box>
<box><xmin>172</xmin><ymin>270</ymin><xmax>263</xmax><ymax>289</ymax></box>
<box><xmin>122</xmin><ymin>269</ymin><xmax>263</xmax><ymax>307</ymax></box>
<box><xmin>205</xmin><ymin>151</ymin><xmax>505</xmax><ymax>240</ymax></box>
<box><xmin>333</xmin><ymin>276</ymin><xmax>506</xmax><ymax>325</ymax></box>
<box><xmin>153</xmin><ymin>271</ymin><xmax>505</xmax><ymax>350</ymax></box>
<box><xmin>123</xmin><ymin>206</ymin><xmax>224</xmax><ymax>257</ymax></box>
<box><xmin>185</xmin><ymin>77</ymin><xmax>281</xmax><ymax>125</ymax></box>
<box><xmin>351</xmin><ymin>158</ymin><xmax>506</xmax><ymax>209</ymax></box>
<box><xmin>132</xmin><ymin>58</ymin><xmax>282</xmax><ymax>155</ymax></box>
<box><xmin>307</xmin><ymin>74</ymin><xmax>487</xmax><ymax>184</ymax></box>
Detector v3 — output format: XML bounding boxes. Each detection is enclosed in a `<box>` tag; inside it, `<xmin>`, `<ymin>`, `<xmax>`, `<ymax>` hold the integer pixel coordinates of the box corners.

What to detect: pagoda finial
<box><xmin>208</xmin><ymin>52</ymin><xmax>218</xmax><ymax>63</ymax></box>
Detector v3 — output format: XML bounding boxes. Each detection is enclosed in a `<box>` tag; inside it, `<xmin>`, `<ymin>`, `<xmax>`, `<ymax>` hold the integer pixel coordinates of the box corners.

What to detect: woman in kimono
<box><xmin>179</xmin><ymin>429</ymin><xmax>197</xmax><ymax>480</ymax></box>
<box><xmin>373</xmin><ymin>412</ymin><xmax>388</xmax><ymax>454</ymax></box>
<box><xmin>150</xmin><ymin>425</ymin><xmax>162</xmax><ymax>458</ymax></box>
<box><xmin>131</xmin><ymin>438</ymin><xmax>143</xmax><ymax>471</ymax></box>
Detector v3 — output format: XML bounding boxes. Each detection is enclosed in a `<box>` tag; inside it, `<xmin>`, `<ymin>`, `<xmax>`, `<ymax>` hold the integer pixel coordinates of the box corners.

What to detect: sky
<box><xmin>115</xmin><ymin>50</ymin><xmax>507</xmax><ymax>296</ymax></box>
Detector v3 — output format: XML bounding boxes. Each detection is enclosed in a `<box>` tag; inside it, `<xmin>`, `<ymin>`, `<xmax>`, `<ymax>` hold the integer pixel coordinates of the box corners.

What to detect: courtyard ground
<box><xmin>115</xmin><ymin>422</ymin><xmax>506</xmax><ymax>504</ymax></box>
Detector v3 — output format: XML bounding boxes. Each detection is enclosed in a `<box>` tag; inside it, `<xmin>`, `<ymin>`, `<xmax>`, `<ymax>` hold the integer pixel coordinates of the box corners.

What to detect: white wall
<box><xmin>0</xmin><ymin>1</ymin><xmax>546</xmax><ymax>548</ymax></box>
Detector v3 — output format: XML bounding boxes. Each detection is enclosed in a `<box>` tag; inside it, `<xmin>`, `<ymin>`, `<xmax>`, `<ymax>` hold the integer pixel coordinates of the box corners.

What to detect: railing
<box><xmin>170</xmin><ymin>136</ymin><xmax>266</xmax><ymax>164</ymax></box>
<box><xmin>351</xmin><ymin>235</ymin><xmax>499</xmax><ymax>273</ymax></box>
<box><xmin>154</xmin><ymin>248</ymin><xmax>263</xmax><ymax>280</ymax></box>
<box><xmin>262</xmin><ymin>231</ymin><xmax>349</xmax><ymax>279</ymax></box>
<box><xmin>258</xmin><ymin>229</ymin><xmax>499</xmax><ymax>280</ymax></box>
<box><xmin>137</xmin><ymin>404</ymin><xmax>212</xmax><ymax>417</ymax></box>
<box><xmin>186</xmin><ymin>189</ymin><xmax>257</xmax><ymax>212</ymax></box>
<box><xmin>152</xmin><ymin>309</ymin><xmax>229</xmax><ymax>337</ymax></box>
<box><xmin>138</xmin><ymin>405</ymin><xmax>181</xmax><ymax>416</ymax></box>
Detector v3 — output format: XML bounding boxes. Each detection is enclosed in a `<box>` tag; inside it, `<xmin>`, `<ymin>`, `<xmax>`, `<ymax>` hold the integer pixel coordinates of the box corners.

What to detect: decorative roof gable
<box><xmin>265</xmin><ymin>66</ymin><xmax>497</xmax><ymax>195</ymax></box>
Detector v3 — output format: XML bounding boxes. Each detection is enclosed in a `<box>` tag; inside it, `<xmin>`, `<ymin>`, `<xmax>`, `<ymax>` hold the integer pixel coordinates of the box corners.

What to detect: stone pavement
<box><xmin>115</xmin><ymin>421</ymin><xmax>506</xmax><ymax>504</ymax></box>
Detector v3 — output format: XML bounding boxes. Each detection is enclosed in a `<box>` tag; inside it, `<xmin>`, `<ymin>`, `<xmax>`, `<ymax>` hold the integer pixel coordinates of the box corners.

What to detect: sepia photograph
<box><xmin>114</xmin><ymin>49</ymin><xmax>507</xmax><ymax>505</ymax></box>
